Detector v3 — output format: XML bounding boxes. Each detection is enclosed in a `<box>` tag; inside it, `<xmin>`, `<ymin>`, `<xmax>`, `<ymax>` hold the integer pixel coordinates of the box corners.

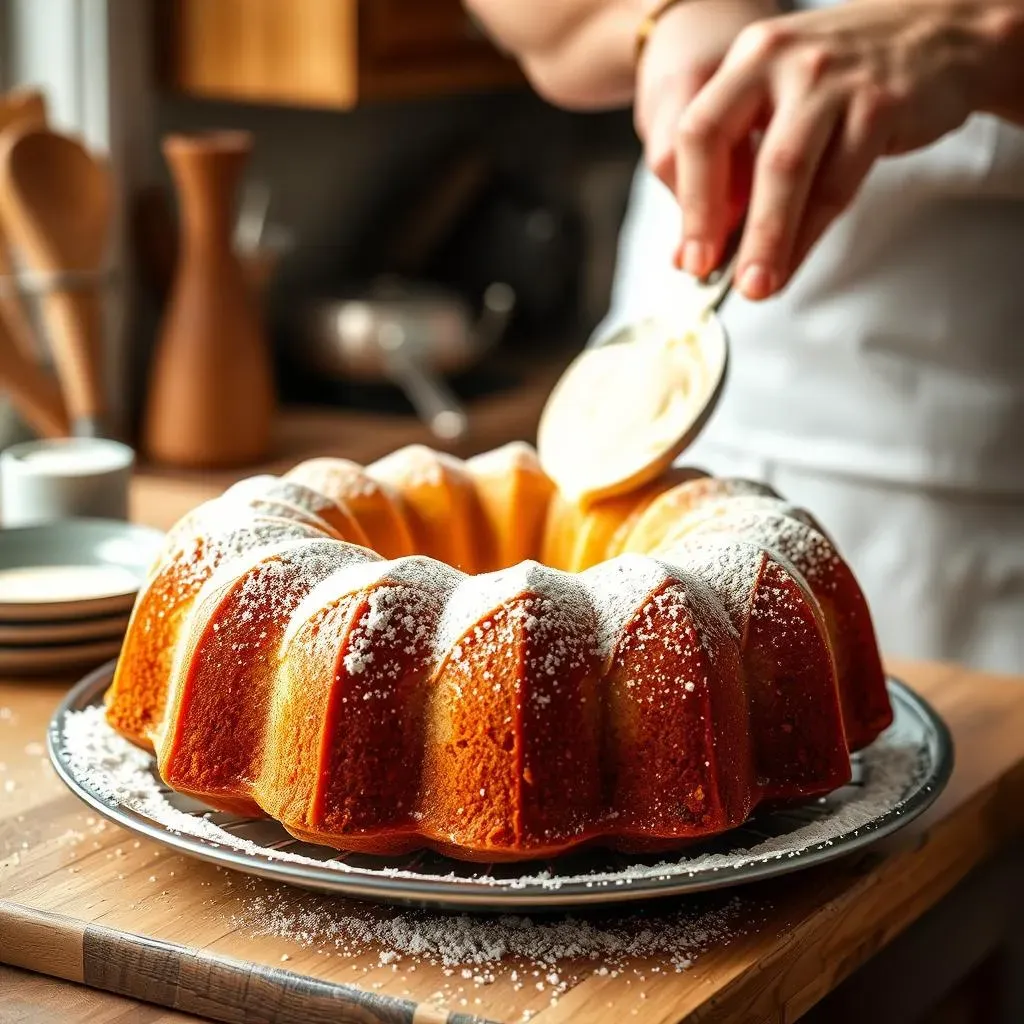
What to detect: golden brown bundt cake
<box><xmin>541</xmin><ymin>466</ymin><xmax>708</xmax><ymax>573</ymax></box>
<box><xmin>283</xmin><ymin>457</ymin><xmax>415</xmax><ymax>559</ymax></box>
<box><xmin>667</xmin><ymin>502</ymin><xmax>892</xmax><ymax>750</ymax></box>
<box><xmin>583</xmin><ymin>557</ymin><xmax>753</xmax><ymax>845</ymax></box>
<box><xmin>104</xmin><ymin>442</ymin><xmax>891</xmax><ymax>862</ymax></box>
<box><xmin>465</xmin><ymin>441</ymin><xmax>555</xmax><ymax>571</ymax></box>
<box><xmin>367</xmin><ymin>445</ymin><xmax>490</xmax><ymax>573</ymax></box>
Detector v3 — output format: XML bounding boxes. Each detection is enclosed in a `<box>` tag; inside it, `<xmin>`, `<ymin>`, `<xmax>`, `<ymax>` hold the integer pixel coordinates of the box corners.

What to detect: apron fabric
<box><xmin>591</xmin><ymin>112</ymin><xmax>1024</xmax><ymax>675</ymax></box>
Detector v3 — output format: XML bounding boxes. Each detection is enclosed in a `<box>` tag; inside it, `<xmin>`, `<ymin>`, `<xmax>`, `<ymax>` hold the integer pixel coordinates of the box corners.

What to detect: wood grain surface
<box><xmin>158</xmin><ymin>0</ymin><xmax>522</xmax><ymax>110</ymax></box>
<box><xmin>2</xmin><ymin>659</ymin><xmax>1023</xmax><ymax>1023</ymax></box>
<box><xmin>0</xmin><ymin>963</ymin><xmax>200</xmax><ymax>1023</ymax></box>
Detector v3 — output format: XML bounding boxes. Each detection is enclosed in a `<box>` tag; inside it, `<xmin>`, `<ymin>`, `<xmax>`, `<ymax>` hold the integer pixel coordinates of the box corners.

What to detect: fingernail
<box><xmin>672</xmin><ymin>244</ymin><xmax>683</xmax><ymax>271</ymax></box>
<box><xmin>682</xmin><ymin>239</ymin><xmax>710</xmax><ymax>276</ymax></box>
<box><xmin>739</xmin><ymin>263</ymin><xmax>775</xmax><ymax>300</ymax></box>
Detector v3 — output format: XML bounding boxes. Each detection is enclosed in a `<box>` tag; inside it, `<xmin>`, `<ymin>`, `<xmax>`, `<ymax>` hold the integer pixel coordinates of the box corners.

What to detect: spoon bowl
<box><xmin>538</xmin><ymin>306</ymin><xmax>729</xmax><ymax>505</ymax></box>
<box><xmin>3</xmin><ymin>128</ymin><xmax>112</xmax><ymax>270</ymax></box>
<box><xmin>538</xmin><ymin>233</ymin><xmax>740</xmax><ymax>505</ymax></box>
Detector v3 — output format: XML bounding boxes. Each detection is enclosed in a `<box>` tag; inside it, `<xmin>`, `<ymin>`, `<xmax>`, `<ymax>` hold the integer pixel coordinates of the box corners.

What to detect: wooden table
<box><xmin>2</xmin><ymin>659</ymin><xmax>1024</xmax><ymax>1023</ymax></box>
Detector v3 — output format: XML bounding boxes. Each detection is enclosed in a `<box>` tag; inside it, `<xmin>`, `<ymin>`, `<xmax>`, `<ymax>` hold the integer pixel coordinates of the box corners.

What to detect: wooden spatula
<box><xmin>0</xmin><ymin>126</ymin><xmax>112</xmax><ymax>437</ymax></box>
<box><xmin>0</xmin><ymin>88</ymin><xmax>48</xmax><ymax>362</ymax></box>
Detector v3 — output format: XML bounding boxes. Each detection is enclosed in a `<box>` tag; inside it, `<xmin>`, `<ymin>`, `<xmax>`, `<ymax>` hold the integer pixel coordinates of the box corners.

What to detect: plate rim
<box><xmin>0</xmin><ymin>518</ymin><xmax>162</xmax><ymax>621</ymax></box>
<box><xmin>0</xmin><ymin>592</ymin><xmax>138</xmax><ymax>622</ymax></box>
<box><xmin>48</xmin><ymin>661</ymin><xmax>954</xmax><ymax>911</ymax></box>
<box><xmin>0</xmin><ymin>637</ymin><xmax>124</xmax><ymax>673</ymax></box>
<box><xmin>0</xmin><ymin>611</ymin><xmax>131</xmax><ymax>646</ymax></box>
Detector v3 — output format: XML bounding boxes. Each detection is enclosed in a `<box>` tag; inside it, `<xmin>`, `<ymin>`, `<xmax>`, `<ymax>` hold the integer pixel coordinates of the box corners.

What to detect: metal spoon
<box><xmin>537</xmin><ymin>229</ymin><xmax>741</xmax><ymax>505</ymax></box>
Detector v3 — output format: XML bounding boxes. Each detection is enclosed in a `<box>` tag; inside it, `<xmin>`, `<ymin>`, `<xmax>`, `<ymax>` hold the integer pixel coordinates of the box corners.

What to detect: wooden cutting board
<box><xmin>2</xmin><ymin>658</ymin><xmax>1024</xmax><ymax>1024</ymax></box>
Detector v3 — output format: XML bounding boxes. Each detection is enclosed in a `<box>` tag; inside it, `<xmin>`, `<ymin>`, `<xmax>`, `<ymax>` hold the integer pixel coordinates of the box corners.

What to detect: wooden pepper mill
<box><xmin>143</xmin><ymin>131</ymin><xmax>274</xmax><ymax>468</ymax></box>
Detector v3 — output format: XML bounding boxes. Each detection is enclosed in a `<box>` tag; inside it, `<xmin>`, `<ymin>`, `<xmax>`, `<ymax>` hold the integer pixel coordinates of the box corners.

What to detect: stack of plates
<box><xmin>0</xmin><ymin>519</ymin><xmax>165</xmax><ymax>677</ymax></box>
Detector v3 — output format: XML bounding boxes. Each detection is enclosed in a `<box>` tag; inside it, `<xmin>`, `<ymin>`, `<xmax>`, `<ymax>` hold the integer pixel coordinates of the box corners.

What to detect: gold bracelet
<box><xmin>635</xmin><ymin>0</ymin><xmax>692</xmax><ymax>64</ymax></box>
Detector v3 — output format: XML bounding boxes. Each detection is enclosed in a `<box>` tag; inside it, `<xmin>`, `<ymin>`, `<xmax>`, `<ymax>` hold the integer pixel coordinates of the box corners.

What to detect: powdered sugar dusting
<box><xmin>369</xmin><ymin>444</ymin><xmax>465</xmax><ymax>492</ymax></box>
<box><xmin>680</xmin><ymin>495</ymin><xmax>818</xmax><ymax>532</ymax></box>
<box><xmin>139</xmin><ymin>514</ymin><xmax>329</xmax><ymax>631</ymax></box>
<box><xmin>231</xmin><ymin>887</ymin><xmax>751</xmax><ymax>981</ymax></box>
<box><xmin>286</xmin><ymin>458</ymin><xmax>386</xmax><ymax>502</ymax></box>
<box><xmin>198</xmin><ymin>538</ymin><xmax>378</xmax><ymax>630</ymax></box>
<box><xmin>222</xmin><ymin>475</ymin><xmax>340</xmax><ymax>518</ymax></box>
<box><xmin>284</xmin><ymin>556</ymin><xmax>463</xmax><ymax>653</ymax></box>
<box><xmin>341</xmin><ymin>581</ymin><xmax>446</xmax><ymax>678</ymax></box>
<box><xmin>578</xmin><ymin>555</ymin><xmax>669</xmax><ymax>659</ymax></box>
<box><xmin>652</xmin><ymin>562</ymin><xmax>739</xmax><ymax>652</ymax></box>
<box><xmin>436</xmin><ymin>561</ymin><xmax>592</xmax><ymax>656</ymax></box>
<box><xmin>689</xmin><ymin>509</ymin><xmax>842</xmax><ymax>588</ymax></box>
<box><xmin>659</xmin><ymin>536</ymin><xmax>764</xmax><ymax>628</ymax></box>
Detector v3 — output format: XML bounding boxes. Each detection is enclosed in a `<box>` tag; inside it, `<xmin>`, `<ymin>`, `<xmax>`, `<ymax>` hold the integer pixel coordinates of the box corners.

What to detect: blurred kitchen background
<box><xmin>0</xmin><ymin>0</ymin><xmax>643</xmax><ymax>524</ymax></box>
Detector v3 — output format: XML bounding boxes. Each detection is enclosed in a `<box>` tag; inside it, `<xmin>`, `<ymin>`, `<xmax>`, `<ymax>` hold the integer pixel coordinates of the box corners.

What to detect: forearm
<box><xmin>465</xmin><ymin>0</ymin><xmax>645</xmax><ymax>109</ymax></box>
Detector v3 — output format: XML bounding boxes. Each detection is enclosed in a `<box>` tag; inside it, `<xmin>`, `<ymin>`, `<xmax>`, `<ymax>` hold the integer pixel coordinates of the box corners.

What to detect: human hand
<box><xmin>636</xmin><ymin>0</ymin><xmax>777</xmax><ymax>251</ymax></box>
<box><xmin>672</xmin><ymin>0</ymin><xmax>1022</xmax><ymax>299</ymax></box>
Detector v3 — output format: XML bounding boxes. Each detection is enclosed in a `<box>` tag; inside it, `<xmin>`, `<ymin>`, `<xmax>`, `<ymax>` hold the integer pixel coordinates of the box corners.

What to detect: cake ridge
<box><xmin>282</xmin><ymin>554</ymin><xmax>464</xmax><ymax>653</ymax></box>
<box><xmin>577</xmin><ymin>554</ymin><xmax>673</xmax><ymax>659</ymax></box>
<box><xmin>223</xmin><ymin>474</ymin><xmax>341</xmax><ymax>518</ymax></box>
<box><xmin>435</xmin><ymin>559</ymin><xmax>593</xmax><ymax>659</ymax></box>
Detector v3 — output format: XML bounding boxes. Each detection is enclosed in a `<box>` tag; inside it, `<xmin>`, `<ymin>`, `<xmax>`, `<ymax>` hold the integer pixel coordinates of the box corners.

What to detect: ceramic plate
<box><xmin>0</xmin><ymin>611</ymin><xmax>131</xmax><ymax>646</ymax></box>
<box><xmin>50</xmin><ymin>664</ymin><xmax>953</xmax><ymax>911</ymax></box>
<box><xmin>2</xmin><ymin>637</ymin><xmax>123</xmax><ymax>676</ymax></box>
<box><xmin>0</xmin><ymin>519</ymin><xmax>163</xmax><ymax>621</ymax></box>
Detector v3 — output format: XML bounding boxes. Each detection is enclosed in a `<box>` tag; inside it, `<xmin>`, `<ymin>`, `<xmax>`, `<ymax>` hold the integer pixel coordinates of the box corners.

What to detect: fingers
<box><xmin>638</xmin><ymin>69</ymin><xmax>714</xmax><ymax>267</ymax></box>
<box><xmin>669</xmin><ymin>15</ymin><xmax>898</xmax><ymax>297</ymax></box>
<box><xmin>673</xmin><ymin>57</ymin><xmax>765</xmax><ymax>277</ymax></box>
<box><xmin>644</xmin><ymin>87</ymin><xmax>688</xmax><ymax>195</ymax></box>
<box><xmin>788</xmin><ymin>89</ymin><xmax>889</xmax><ymax>270</ymax></box>
<box><xmin>735</xmin><ymin>86</ymin><xmax>842</xmax><ymax>299</ymax></box>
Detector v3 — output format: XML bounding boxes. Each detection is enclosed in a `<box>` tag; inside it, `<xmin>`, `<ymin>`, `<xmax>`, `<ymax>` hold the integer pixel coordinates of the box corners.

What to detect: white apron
<box><xmin>593</xmin><ymin>112</ymin><xmax>1024</xmax><ymax>675</ymax></box>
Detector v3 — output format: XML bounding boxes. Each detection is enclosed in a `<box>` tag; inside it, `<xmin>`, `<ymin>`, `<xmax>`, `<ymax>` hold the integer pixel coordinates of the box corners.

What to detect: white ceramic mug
<box><xmin>0</xmin><ymin>437</ymin><xmax>135</xmax><ymax>527</ymax></box>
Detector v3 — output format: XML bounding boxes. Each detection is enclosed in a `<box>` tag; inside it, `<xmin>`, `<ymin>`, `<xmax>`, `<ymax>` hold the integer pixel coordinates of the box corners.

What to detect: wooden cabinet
<box><xmin>157</xmin><ymin>0</ymin><xmax>524</xmax><ymax>109</ymax></box>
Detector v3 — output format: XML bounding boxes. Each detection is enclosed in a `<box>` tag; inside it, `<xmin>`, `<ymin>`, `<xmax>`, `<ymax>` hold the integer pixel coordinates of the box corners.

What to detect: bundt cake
<box><xmin>104</xmin><ymin>440</ymin><xmax>893</xmax><ymax>862</ymax></box>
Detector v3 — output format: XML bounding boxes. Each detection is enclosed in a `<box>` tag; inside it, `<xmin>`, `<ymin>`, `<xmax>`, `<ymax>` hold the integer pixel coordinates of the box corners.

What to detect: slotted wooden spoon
<box><xmin>0</xmin><ymin>126</ymin><xmax>112</xmax><ymax>437</ymax></box>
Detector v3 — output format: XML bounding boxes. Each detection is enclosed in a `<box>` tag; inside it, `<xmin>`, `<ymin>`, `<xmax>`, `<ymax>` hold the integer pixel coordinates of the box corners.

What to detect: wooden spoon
<box><xmin>0</xmin><ymin>126</ymin><xmax>112</xmax><ymax>437</ymax></box>
<box><xmin>0</xmin><ymin>88</ymin><xmax>49</xmax><ymax>362</ymax></box>
<box><xmin>0</xmin><ymin>305</ymin><xmax>69</xmax><ymax>437</ymax></box>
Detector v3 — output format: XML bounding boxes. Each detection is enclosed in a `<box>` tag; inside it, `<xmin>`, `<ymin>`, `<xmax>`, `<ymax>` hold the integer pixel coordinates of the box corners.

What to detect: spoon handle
<box><xmin>39</xmin><ymin>286</ymin><xmax>105</xmax><ymax>433</ymax></box>
<box><xmin>695</xmin><ymin>219</ymin><xmax>745</xmax><ymax>316</ymax></box>
<box><xmin>0</xmin><ymin>233</ymin><xmax>41</xmax><ymax>361</ymax></box>
<box><xmin>0</xmin><ymin>305</ymin><xmax>69</xmax><ymax>437</ymax></box>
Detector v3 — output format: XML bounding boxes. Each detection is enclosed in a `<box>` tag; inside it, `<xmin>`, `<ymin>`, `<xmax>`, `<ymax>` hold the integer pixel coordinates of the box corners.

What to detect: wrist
<box><xmin>637</xmin><ymin>0</ymin><xmax>779</xmax><ymax>58</ymax></box>
<box><xmin>635</xmin><ymin>0</ymin><xmax>779</xmax><ymax>78</ymax></box>
<box><xmin>970</xmin><ymin>0</ymin><xmax>1024</xmax><ymax>122</ymax></box>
